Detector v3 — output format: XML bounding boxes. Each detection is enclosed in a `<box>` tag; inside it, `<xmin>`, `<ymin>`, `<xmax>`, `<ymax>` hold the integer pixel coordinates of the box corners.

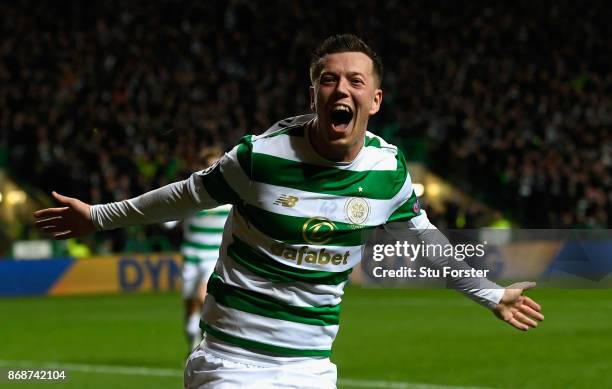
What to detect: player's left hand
<box><xmin>493</xmin><ymin>281</ymin><xmax>544</xmax><ymax>331</ymax></box>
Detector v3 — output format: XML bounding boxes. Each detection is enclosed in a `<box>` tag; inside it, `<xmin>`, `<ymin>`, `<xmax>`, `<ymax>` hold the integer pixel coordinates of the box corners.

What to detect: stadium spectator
<box><xmin>2</xmin><ymin>0</ymin><xmax>610</xmax><ymax>248</ymax></box>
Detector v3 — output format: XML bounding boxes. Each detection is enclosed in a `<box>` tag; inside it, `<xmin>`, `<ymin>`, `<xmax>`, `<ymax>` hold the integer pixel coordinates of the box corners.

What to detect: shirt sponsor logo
<box><xmin>345</xmin><ymin>197</ymin><xmax>370</xmax><ymax>225</ymax></box>
<box><xmin>274</xmin><ymin>194</ymin><xmax>299</xmax><ymax>208</ymax></box>
<box><xmin>270</xmin><ymin>243</ymin><xmax>350</xmax><ymax>266</ymax></box>
<box><xmin>302</xmin><ymin>217</ymin><xmax>336</xmax><ymax>245</ymax></box>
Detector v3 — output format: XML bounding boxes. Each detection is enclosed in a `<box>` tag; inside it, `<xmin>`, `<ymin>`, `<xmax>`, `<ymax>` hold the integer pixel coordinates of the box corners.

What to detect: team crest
<box><xmin>345</xmin><ymin>197</ymin><xmax>370</xmax><ymax>225</ymax></box>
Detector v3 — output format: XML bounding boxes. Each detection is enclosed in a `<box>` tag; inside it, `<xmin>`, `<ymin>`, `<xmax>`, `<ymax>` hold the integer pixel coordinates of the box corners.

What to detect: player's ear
<box><xmin>309</xmin><ymin>85</ymin><xmax>315</xmax><ymax>112</ymax></box>
<box><xmin>369</xmin><ymin>89</ymin><xmax>383</xmax><ymax>115</ymax></box>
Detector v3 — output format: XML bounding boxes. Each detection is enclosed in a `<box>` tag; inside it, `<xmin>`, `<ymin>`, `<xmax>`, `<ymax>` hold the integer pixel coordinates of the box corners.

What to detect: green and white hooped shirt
<box><xmin>91</xmin><ymin>114</ymin><xmax>502</xmax><ymax>364</ymax></box>
<box><xmin>196</xmin><ymin>114</ymin><xmax>421</xmax><ymax>360</ymax></box>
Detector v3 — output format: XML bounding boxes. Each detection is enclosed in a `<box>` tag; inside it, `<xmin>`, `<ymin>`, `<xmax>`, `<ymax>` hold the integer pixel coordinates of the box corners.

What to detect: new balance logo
<box><xmin>274</xmin><ymin>195</ymin><xmax>299</xmax><ymax>208</ymax></box>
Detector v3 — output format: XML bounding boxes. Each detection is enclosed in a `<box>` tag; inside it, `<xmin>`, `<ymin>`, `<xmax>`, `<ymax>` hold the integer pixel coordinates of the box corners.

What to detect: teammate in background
<box><xmin>181</xmin><ymin>147</ymin><xmax>231</xmax><ymax>352</ymax></box>
<box><xmin>33</xmin><ymin>34</ymin><xmax>544</xmax><ymax>388</ymax></box>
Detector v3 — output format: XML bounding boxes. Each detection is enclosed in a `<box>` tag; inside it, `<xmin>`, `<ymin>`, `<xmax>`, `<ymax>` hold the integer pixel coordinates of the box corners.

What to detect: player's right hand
<box><xmin>33</xmin><ymin>191</ymin><xmax>95</xmax><ymax>239</ymax></box>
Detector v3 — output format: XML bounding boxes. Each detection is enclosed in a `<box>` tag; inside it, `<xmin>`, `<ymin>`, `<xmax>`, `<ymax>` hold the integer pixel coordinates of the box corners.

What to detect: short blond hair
<box><xmin>199</xmin><ymin>146</ymin><xmax>224</xmax><ymax>169</ymax></box>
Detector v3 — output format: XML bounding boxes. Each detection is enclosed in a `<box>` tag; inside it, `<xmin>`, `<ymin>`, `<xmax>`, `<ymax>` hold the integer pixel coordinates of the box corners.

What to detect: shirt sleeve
<box><xmin>382</xmin><ymin>148</ymin><xmax>503</xmax><ymax>309</ymax></box>
<box><xmin>384</xmin><ymin>212</ymin><xmax>504</xmax><ymax>309</ymax></box>
<box><xmin>90</xmin><ymin>141</ymin><xmax>251</xmax><ymax>230</ymax></box>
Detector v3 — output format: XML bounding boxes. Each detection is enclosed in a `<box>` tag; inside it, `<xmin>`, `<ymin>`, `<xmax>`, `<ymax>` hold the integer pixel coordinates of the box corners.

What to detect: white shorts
<box><xmin>184</xmin><ymin>348</ymin><xmax>337</xmax><ymax>389</ymax></box>
<box><xmin>182</xmin><ymin>261</ymin><xmax>216</xmax><ymax>299</ymax></box>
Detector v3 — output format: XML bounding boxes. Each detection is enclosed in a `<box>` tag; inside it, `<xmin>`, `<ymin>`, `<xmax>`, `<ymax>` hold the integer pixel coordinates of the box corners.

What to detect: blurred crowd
<box><xmin>1</xmin><ymin>0</ymin><xmax>610</xmax><ymax>250</ymax></box>
<box><xmin>419</xmin><ymin>2</ymin><xmax>612</xmax><ymax>228</ymax></box>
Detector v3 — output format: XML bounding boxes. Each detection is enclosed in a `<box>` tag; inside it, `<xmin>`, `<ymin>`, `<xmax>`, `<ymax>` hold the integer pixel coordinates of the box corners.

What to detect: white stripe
<box><xmin>231</xmin><ymin>177</ymin><xmax>401</xmax><ymax>226</ymax></box>
<box><xmin>184</xmin><ymin>233</ymin><xmax>224</xmax><ymax>245</ymax></box>
<box><xmin>252</xmin><ymin>131</ymin><xmax>398</xmax><ymax>171</ymax></box>
<box><xmin>181</xmin><ymin>246</ymin><xmax>219</xmax><ymax>260</ymax></box>
<box><xmin>217</xmin><ymin>251</ymin><xmax>346</xmax><ymax>307</ymax></box>
<box><xmin>0</xmin><ymin>360</ymin><xmax>494</xmax><ymax>389</ymax></box>
<box><xmin>248</xmin><ymin>181</ymin><xmax>393</xmax><ymax>226</ymax></box>
<box><xmin>203</xmin><ymin>295</ymin><xmax>338</xmax><ymax>350</ymax></box>
<box><xmin>189</xmin><ymin>215</ymin><xmax>228</xmax><ymax>228</ymax></box>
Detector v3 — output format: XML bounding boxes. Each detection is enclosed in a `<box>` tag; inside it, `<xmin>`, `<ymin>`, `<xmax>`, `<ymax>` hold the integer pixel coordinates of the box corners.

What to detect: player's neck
<box><xmin>308</xmin><ymin>119</ymin><xmax>363</xmax><ymax>163</ymax></box>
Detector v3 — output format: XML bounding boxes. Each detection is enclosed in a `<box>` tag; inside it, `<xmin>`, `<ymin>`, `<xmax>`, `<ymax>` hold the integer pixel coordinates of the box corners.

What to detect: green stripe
<box><xmin>182</xmin><ymin>241</ymin><xmax>221</xmax><ymax>250</ymax></box>
<box><xmin>250</xmin><ymin>153</ymin><xmax>406</xmax><ymax>199</ymax></box>
<box><xmin>228</xmin><ymin>235</ymin><xmax>351</xmax><ymax>285</ymax></box>
<box><xmin>236</xmin><ymin>135</ymin><xmax>253</xmax><ymax>179</ymax></box>
<box><xmin>200</xmin><ymin>164</ymin><xmax>241</xmax><ymax>205</ymax></box>
<box><xmin>387</xmin><ymin>190</ymin><xmax>420</xmax><ymax>223</ymax></box>
<box><xmin>196</xmin><ymin>209</ymin><xmax>231</xmax><ymax>217</ymax></box>
<box><xmin>365</xmin><ymin>134</ymin><xmax>383</xmax><ymax>148</ymax></box>
<box><xmin>200</xmin><ymin>322</ymin><xmax>331</xmax><ymax>357</ymax></box>
<box><xmin>188</xmin><ymin>225</ymin><xmax>225</xmax><ymax>233</ymax></box>
<box><xmin>207</xmin><ymin>273</ymin><xmax>340</xmax><ymax>326</ymax></box>
<box><xmin>183</xmin><ymin>255</ymin><xmax>215</xmax><ymax>264</ymax></box>
<box><xmin>242</xmin><ymin>205</ymin><xmax>371</xmax><ymax>246</ymax></box>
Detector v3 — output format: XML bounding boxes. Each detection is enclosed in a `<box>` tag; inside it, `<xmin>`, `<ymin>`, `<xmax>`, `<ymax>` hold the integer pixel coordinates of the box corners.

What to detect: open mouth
<box><xmin>330</xmin><ymin>105</ymin><xmax>353</xmax><ymax>132</ymax></box>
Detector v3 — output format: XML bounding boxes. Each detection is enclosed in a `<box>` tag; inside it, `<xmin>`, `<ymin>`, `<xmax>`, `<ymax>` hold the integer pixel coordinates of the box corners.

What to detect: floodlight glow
<box><xmin>427</xmin><ymin>183</ymin><xmax>441</xmax><ymax>197</ymax></box>
<box><xmin>413</xmin><ymin>183</ymin><xmax>425</xmax><ymax>197</ymax></box>
<box><xmin>6</xmin><ymin>190</ymin><xmax>26</xmax><ymax>205</ymax></box>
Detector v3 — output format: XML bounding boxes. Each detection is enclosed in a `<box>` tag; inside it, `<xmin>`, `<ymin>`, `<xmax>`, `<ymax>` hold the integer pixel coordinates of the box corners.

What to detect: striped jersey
<box><xmin>181</xmin><ymin>205</ymin><xmax>231</xmax><ymax>264</ymax></box>
<box><xmin>197</xmin><ymin>114</ymin><xmax>419</xmax><ymax>360</ymax></box>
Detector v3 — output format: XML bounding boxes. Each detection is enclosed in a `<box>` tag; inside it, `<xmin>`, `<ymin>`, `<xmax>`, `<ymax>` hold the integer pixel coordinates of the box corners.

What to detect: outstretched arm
<box><xmin>34</xmin><ymin>141</ymin><xmax>249</xmax><ymax>239</ymax></box>
<box><xmin>385</xmin><ymin>211</ymin><xmax>544</xmax><ymax>331</ymax></box>
<box><xmin>34</xmin><ymin>173</ymin><xmax>219</xmax><ymax>239</ymax></box>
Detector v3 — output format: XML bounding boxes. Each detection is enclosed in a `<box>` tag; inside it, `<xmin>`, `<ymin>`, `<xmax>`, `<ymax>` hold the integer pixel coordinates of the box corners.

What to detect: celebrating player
<box><xmin>34</xmin><ymin>34</ymin><xmax>544</xmax><ymax>388</ymax></box>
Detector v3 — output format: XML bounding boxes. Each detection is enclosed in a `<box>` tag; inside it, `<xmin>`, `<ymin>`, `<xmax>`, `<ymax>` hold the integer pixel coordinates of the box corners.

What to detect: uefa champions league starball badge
<box><xmin>345</xmin><ymin>197</ymin><xmax>370</xmax><ymax>225</ymax></box>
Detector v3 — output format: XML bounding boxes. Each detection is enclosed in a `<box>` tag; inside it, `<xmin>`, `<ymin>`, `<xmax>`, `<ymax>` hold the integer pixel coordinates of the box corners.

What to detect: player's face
<box><xmin>310</xmin><ymin>52</ymin><xmax>382</xmax><ymax>162</ymax></box>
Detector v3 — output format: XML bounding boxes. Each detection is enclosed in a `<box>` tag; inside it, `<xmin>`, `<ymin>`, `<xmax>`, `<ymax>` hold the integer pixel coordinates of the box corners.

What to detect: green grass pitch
<box><xmin>0</xmin><ymin>287</ymin><xmax>610</xmax><ymax>388</ymax></box>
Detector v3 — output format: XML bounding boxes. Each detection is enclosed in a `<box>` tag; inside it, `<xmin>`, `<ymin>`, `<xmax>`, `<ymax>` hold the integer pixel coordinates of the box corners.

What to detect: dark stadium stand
<box><xmin>2</xmin><ymin>0</ymin><xmax>610</xmax><ymax>252</ymax></box>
